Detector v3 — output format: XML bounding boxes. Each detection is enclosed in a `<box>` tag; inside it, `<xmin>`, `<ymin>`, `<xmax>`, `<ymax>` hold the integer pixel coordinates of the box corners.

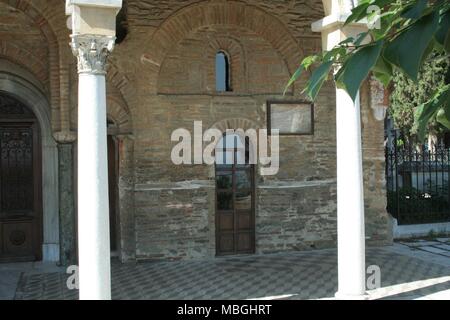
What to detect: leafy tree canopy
<box><xmin>285</xmin><ymin>0</ymin><xmax>450</xmax><ymax>141</ymax></box>
<box><xmin>390</xmin><ymin>51</ymin><xmax>449</xmax><ymax>142</ymax></box>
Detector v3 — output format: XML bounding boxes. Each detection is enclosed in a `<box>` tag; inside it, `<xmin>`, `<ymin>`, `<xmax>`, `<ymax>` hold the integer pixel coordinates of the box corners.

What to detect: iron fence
<box><xmin>386</xmin><ymin>143</ymin><xmax>450</xmax><ymax>225</ymax></box>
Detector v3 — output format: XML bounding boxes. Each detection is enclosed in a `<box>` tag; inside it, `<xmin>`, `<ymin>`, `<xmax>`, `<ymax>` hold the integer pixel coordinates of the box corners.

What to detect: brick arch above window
<box><xmin>0</xmin><ymin>0</ymin><xmax>69</xmax><ymax>43</ymax></box>
<box><xmin>106</xmin><ymin>96</ymin><xmax>133</xmax><ymax>135</ymax></box>
<box><xmin>206</xmin><ymin>37</ymin><xmax>247</xmax><ymax>94</ymax></box>
<box><xmin>0</xmin><ymin>42</ymin><xmax>49</xmax><ymax>90</ymax></box>
<box><xmin>106</xmin><ymin>62</ymin><xmax>138</xmax><ymax>112</ymax></box>
<box><xmin>210</xmin><ymin>117</ymin><xmax>261</xmax><ymax>133</ymax></box>
<box><xmin>142</xmin><ymin>1</ymin><xmax>302</xmax><ymax>95</ymax></box>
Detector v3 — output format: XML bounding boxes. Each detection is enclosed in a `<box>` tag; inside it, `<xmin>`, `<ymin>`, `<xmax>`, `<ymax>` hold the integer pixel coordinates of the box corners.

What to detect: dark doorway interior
<box><xmin>0</xmin><ymin>94</ymin><xmax>42</xmax><ymax>262</ymax></box>
<box><xmin>107</xmin><ymin>133</ymin><xmax>119</xmax><ymax>254</ymax></box>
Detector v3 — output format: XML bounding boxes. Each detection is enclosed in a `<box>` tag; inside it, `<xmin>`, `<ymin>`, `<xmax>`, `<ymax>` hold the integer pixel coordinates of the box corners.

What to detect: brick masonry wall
<box><xmin>0</xmin><ymin>0</ymin><xmax>393</xmax><ymax>262</ymax></box>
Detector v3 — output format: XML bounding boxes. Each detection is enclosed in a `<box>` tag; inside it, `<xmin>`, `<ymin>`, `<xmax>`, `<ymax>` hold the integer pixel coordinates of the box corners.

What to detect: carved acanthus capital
<box><xmin>70</xmin><ymin>35</ymin><xmax>115</xmax><ymax>75</ymax></box>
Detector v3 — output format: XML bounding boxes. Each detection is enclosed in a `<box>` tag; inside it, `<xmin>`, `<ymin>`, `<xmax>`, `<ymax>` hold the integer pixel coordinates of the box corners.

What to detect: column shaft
<box><xmin>336</xmin><ymin>88</ymin><xmax>366</xmax><ymax>298</ymax></box>
<box><xmin>77</xmin><ymin>73</ymin><xmax>111</xmax><ymax>300</ymax></box>
<box><xmin>58</xmin><ymin>143</ymin><xmax>76</xmax><ymax>266</ymax></box>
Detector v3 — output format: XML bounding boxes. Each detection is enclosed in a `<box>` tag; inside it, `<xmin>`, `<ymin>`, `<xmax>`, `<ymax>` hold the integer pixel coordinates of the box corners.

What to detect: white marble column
<box><xmin>335</xmin><ymin>88</ymin><xmax>366</xmax><ymax>299</ymax></box>
<box><xmin>312</xmin><ymin>0</ymin><xmax>368</xmax><ymax>299</ymax></box>
<box><xmin>71</xmin><ymin>35</ymin><xmax>115</xmax><ymax>300</ymax></box>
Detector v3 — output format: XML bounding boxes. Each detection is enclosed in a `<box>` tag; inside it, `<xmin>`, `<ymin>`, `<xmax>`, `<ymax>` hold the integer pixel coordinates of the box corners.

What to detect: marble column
<box><xmin>71</xmin><ymin>35</ymin><xmax>115</xmax><ymax>300</ymax></box>
<box><xmin>58</xmin><ymin>143</ymin><xmax>77</xmax><ymax>266</ymax></box>
<box><xmin>313</xmin><ymin>0</ymin><xmax>369</xmax><ymax>299</ymax></box>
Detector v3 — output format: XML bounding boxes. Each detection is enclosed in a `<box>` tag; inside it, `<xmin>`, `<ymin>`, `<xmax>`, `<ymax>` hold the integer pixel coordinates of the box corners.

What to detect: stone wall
<box><xmin>0</xmin><ymin>0</ymin><xmax>393</xmax><ymax>263</ymax></box>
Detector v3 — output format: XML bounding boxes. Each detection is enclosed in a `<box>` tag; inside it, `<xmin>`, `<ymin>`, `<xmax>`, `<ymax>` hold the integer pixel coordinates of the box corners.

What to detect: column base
<box><xmin>335</xmin><ymin>291</ymin><xmax>370</xmax><ymax>300</ymax></box>
<box><xmin>42</xmin><ymin>243</ymin><xmax>60</xmax><ymax>262</ymax></box>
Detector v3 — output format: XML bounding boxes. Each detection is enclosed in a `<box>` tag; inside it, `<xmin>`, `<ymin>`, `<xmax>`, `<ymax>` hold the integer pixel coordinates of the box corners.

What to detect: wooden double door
<box><xmin>0</xmin><ymin>95</ymin><xmax>42</xmax><ymax>262</ymax></box>
<box><xmin>215</xmin><ymin>135</ymin><xmax>255</xmax><ymax>256</ymax></box>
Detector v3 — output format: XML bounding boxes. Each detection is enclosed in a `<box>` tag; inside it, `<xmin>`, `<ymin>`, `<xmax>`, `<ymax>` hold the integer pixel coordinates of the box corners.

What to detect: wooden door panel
<box><xmin>0</xmin><ymin>121</ymin><xmax>41</xmax><ymax>262</ymax></box>
<box><xmin>0</xmin><ymin>95</ymin><xmax>42</xmax><ymax>262</ymax></box>
<box><xmin>236</xmin><ymin>233</ymin><xmax>252</xmax><ymax>252</ymax></box>
<box><xmin>219</xmin><ymin>234</ymin><xmax>234</xmax><ymax>253</ymax></box>
<box><xmin>0</xmin><ymin>127</ymin><xmax>34</xmax><ymax>217</ymax></box>
<box><xmin>218</xmin><ymin>213</ymin><xmax>234</xmax><ymax>231</ymax></box>
<box><xmin>237</xmin><ymin>213</ymin><xmax>251</xmax><ymax>230</ymax></box>
<box><xmin>2</xmin><ymin>221</ymin><xmax>34</xmax><ymax>258</ymax></box>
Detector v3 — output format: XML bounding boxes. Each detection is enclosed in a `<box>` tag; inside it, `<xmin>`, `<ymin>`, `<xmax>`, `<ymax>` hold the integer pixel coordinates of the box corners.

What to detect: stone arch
<box><xmin>0</xmin><ymin>0</ymin><xmax>69</xmax><ymax>43</ymax></box>
<box><xmin>106</xmin><ymin>63</ymin><xmax>138</xmax><ymax>112</ymax></box>
<box><xmin>142</xmin><ymin>1</ymin><xmax>302</xmax><ymax>94</ymax></box>
<box><xmin>0</xmin><ymin>66</ymin><xmax>60</xmax><ymax>262</ymax></box>
<box><xmin>0</xmin><ymin>41</ymin><xmax>49</xmax><ymax>89</ymax></box>
<box><xmin>210</xmin><ymin>117</ymin><xmax>261</xmax><ymax>133</ymax></box>
<box><xmin>205</xmin><ymin>36</ymin><xmax>247</xmax><ymax>93</ymax></box>
<box><xmin>107</xmin><ymin>96</ymin><xmax>133</xmax><ymax>135</ymax></box>
<box><xmin>0</xmin><ymin>0</ymin><xmax>74</xmax><ymax>133</ymax></box>
<box><xmin>206</xmin><ymin>117</ymin><xmax>261</xmax><ymax>178</ymax></box>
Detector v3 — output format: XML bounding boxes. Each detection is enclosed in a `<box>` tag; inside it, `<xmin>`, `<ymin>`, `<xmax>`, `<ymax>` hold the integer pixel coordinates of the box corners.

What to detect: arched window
<box><xmin>216</xmin><ymin>52</ymin><xmax>231</xmax><ymax>92</ymax></box>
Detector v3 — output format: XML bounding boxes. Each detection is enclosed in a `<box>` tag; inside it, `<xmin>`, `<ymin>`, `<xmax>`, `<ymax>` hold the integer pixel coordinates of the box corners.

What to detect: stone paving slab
<box><xmin>435</xmin><ymin>244</ymin><xmax>450</xmax><ymax>251</ymax></box>
<box><xmin>420</xmin><ymin>246</ymin><xmax>449</xmax><ymax>255</ymax></box>
<box><xmin>399</xmin><ymin>241</ymin><xmax>441</xmax><ymax>247</ymax></box>
<box><xmin>399</xmin><ymin>237</ymin><xmax>450</xmax><ymax>259</ymax></box>
<box><xmin>0</xmin><ymin>262</ymin><xmax>63</xmax><ymax>300</ymax></box>
<box><xmin>12</xmin><ymin>247</ymin><xmax>450</xmax><ymax>300</ymax></box>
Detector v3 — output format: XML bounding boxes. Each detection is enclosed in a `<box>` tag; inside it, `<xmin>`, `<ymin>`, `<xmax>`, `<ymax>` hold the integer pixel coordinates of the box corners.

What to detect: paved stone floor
<box><xmin>3</xmin><ymin>244</ymin><xmax>450</xmax><ymax>300</ymax></box>
<box><xmin>398</xmin><ymin>238</ymin><xmax>450</xmax><ymax>258</ymax></box>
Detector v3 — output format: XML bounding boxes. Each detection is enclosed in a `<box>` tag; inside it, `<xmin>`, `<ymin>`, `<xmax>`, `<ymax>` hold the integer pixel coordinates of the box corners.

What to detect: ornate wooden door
<box><xmin>216</xmin><ymin>135</ymin><xmax>255</xmax><ymax>256</ymax></box>
<box><xmin>0</xmin><ymin>95</ymin><xmax>41</xmax><ymax>262</ymax></box>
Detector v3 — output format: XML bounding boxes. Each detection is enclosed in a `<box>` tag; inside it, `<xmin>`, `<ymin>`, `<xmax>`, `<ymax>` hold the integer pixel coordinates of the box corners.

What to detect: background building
<box><xmin>0</xmin><ymin>0</ymin><xmax>392</xmax><ymax>265</ymax></box>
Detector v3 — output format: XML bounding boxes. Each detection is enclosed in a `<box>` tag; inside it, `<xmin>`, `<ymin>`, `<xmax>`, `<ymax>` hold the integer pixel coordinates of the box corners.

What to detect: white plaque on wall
<box><xmin>267</xmin><ymin>101</ymin><xmax>314</xmax><ymax>135</ymax></box>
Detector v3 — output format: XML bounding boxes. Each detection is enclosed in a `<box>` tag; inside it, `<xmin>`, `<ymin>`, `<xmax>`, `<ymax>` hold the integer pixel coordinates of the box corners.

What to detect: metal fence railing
<box><xmin>386</xmin><ymin>143</ymin><xmax>450</xmax><ymax>225</ymax></box>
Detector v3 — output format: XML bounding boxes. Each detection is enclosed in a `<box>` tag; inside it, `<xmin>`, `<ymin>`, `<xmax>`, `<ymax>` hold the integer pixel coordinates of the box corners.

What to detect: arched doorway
<box><xmin>215</xmin><ymin>133</ymin><xmax>255</xmax><ymax>256</ymax></box>
<box><xmin>0</xmin><ymin>93</ymin><xmax>42</xmax><ymax>262</ymax></box>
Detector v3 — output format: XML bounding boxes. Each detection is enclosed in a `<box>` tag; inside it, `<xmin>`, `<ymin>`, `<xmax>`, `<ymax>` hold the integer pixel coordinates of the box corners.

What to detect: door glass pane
<box><xmin>236</xmin><ymin>190</ymin><xmax>252</xmax><ymax>211</ymax></box>
<box><xmin>236</xmin><ymin>170</ymin><xmax>251</xmax><ymax>190</ymax></box>
<box><xmin>218</xmin><ymin>192</ymin><xmax>233</xmax><ymax>211</ymax></box>
<box><xmin>216</xmin><ymin>172</ymin><xmax>233</xmax><ymax>189</ymax></box>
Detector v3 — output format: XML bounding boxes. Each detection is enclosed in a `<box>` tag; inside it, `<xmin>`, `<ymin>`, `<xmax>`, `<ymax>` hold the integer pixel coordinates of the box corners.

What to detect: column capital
<box><xmin>70</xmin><ymin>34</ymin><xmax>115</xmax><ymax>75</ymax></box>
<box><xmin>54</xmin><ymin>130</ymin><xmax>78</xmax><ymax>143</ymax></box>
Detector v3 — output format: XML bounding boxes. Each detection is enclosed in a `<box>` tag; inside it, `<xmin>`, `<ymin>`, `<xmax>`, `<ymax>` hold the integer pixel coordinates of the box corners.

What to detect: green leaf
<box><xmin>354</xmin><ymin>32</ymin><xmax>369</xmax><ymax>46</ymax></box>
<box><xmin>373</xmin><ymin>71</ymin><xmax>392</xmax><ymax>87</ymax></box>
<box><xmin>339</xmin><ymin>37</ymin><xmax>355</xmax><ymax>46</ymax></box>
<box><xmin>284</xmin><ymin>68</ymin><xmax>302</xmax><ymax>96</ymax></box>
<box><xmin>420</xmin><ymin>38</ymin><xmax>436</xmax><ymax>65</ymax></box>
<box><xmin>384</xmin><ymin>11</ymin><xmax>440</xmax><ymax>81</ymax></box>
<box><xmin>371</xmin><ymin>12</ymin><xmax>399</xmax><ymax>40</ymax></box>
<box><xmin>435</xmin><ymin>9</ymin><xmax>450</xmax><ymax>47</ymax></box>
<box><xmin>415</xmin><ymin>85</ymin><xmax>450</xmax><ymax>140</ymax></box>
<box><xmin>284</xmin><ymin>55</ymin><xmax>322</xmax><ymax>95</ymax></box>
<box><xmin>284</xmin><ymin>65</ymin><xmax>304</xmax><ymax>95</ymax></box>
<box><xmin>345</xmin><ymin>3</ymin><xmax>371</xmax><ymax>26</ymax></box>
<box><xmin>336</xmin><ymin>41</ymin><xmax>384</xmax><ymax>101</ymax></box>
<box><xmin>345</xmin><ymin>0</ymin><xmax>393</xmax><ymax>26</ymax></box>
<box><xmin>373</xmin><ymin>55</ymin><xmax>392</xmax><ymax>75</ymax></box>
<box><xmin>445</xmin><ymin>31</ymin><xmax>450</xmax><ymax>53</ymax></box>
<box><xmin>322</xmin><ymin>47</ymin><xmax>346</xmax><ymax>62</ymax></box>
<box><xmin>437</xmin><ymin>108</ymin><xmax>450</xmax><ymax>129</ymax></box>
<box><xmin>372</xmin><ymin>55</ymin><xmax>393</xmax><ymax>86</ymax></box>
<box><xmin>402</xmin><ymin>0</ymin><xmax>427</xmax><ymax>19</ymax></box>
<box><xmin>304</xmin><ymin>61</ymin><xmax>333</xmax><ymax>101</ymax></box>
